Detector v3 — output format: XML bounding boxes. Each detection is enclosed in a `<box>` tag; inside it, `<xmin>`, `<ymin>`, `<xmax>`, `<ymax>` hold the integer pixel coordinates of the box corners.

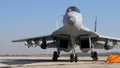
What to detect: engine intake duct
<box><xmin>58</xmin><ymin>35</ymin><xmax>71</xmax><ymax>52</ymax></box>
<box><xmin>77</xmin><ymin>35</ymin><xmax>91</xmax><ymax>52</ymax></box>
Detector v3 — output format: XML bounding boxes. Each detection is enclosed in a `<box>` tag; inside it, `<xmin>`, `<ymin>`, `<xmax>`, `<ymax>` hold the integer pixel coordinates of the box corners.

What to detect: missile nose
<box><xmin>67</xmin><ymin>17</ymin><xmax>75</xmax><ymax>25</ymax></box>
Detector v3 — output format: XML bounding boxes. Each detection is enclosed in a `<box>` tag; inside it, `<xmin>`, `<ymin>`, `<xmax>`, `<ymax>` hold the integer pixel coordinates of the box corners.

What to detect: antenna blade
<box><xmin>94</xmin><ymin>17</ymin><xmax>97</xmax><ymax>32</ymax></box>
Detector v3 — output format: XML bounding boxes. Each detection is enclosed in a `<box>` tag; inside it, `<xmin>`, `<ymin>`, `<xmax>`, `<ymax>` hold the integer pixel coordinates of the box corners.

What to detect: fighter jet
<box><xmin>12</xmin><ymin>6</ymin><xmax>120</xmax><ymax>62</ymax></box>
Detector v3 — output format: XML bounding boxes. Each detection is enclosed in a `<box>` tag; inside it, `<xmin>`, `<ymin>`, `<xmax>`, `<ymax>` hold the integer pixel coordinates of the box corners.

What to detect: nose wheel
<box><xmin>70</xmin><ymin>54</ymin><xmax>78</xmax><ymax>62</ymax></box>
<box><xmin>70</xmin><ymin>46</ymin><xmax>78</xmax><ymax>62</ymax></box>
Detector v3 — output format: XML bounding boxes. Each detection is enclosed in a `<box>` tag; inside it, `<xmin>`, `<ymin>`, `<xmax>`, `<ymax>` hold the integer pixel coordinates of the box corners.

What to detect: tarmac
<box><xmin>0</xmin><ymin>56</ymin><xmax>120</xmax><ymax>68</ymax></box>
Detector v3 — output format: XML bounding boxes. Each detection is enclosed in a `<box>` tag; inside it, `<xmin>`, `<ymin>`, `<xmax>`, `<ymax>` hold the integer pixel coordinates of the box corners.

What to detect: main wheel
<box><xmin>70</xmin><ymin>54</ymin><xmax>74</xmax><ymax>62</ymax></box>
<box><xmin>93</xmin><ymin>52</ymin><xmax>97</xmax><ymax>57</ymax></box>
<box><xmin>75</xmin><ymin>54</ymin><xmax>78</xmax><ymax>62</ymax></box>
<box><xmin>92</xmin><ymin>51</ymin><xmax>98</xmax><ymax>61</ymax></box>
<box><xmin>52</xmin><ymin>51</ymin><xmax>58</xmax><ymax>61</ymax></box>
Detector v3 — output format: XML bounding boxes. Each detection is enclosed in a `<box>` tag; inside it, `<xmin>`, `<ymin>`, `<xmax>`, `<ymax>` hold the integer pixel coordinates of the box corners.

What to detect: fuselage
<box><xmin>52</xmin><ymin>6</ymin><xmax>91</xmax><ymax>52</ymax></box>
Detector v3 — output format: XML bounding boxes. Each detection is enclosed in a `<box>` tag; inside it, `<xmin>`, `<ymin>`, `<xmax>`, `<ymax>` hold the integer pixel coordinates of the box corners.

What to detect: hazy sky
<box><xmin>0</xmin><ymin>0</ymin><xmax>120</xmax><ymax>55</ymax></box>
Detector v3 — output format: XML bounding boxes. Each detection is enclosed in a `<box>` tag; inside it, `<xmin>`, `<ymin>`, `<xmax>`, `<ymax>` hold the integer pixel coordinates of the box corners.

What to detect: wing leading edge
<box><xmin>12</xmin><ymin>35</ymin><xmax>53</xmax><ymax>42</ymax></box>
<box><xmin>81</xmin><ymin>28</ymin><xmax>120</xmax><ymax>42</ymax></box>
<box><xmin>98</xmin><ymin>35</ymin><xmax>120</xmax><ymax>42</ymax></box>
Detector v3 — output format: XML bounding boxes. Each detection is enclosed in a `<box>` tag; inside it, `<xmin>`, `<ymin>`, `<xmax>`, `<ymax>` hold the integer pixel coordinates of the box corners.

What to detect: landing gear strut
<box><xmin>91</xmin><ymin>51</ymin><xmax>98</xmax><ymax>61</ymax></box>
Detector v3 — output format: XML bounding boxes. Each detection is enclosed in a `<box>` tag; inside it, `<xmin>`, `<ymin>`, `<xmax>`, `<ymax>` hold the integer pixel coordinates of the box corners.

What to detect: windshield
<box><xmin>67</xmin><ymin>6</ymin><xmax>80</xmax><ymax>13</ymax></box>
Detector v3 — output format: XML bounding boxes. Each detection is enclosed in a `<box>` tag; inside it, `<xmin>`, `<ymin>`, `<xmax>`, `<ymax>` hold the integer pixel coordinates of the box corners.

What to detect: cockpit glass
<box><xmin>67</xmin><ymin>6</ymin><xmax>80</xmax><ymax>13</ymax></box>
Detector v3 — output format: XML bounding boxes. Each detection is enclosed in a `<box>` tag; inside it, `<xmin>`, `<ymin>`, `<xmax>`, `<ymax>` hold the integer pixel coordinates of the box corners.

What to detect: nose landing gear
<box><xmin>70</xmin><ymin>47</ymin><xmax>78</xmax><ymax>62</ymax></box>
<box><xmin>70</xmin><ymin>54</ymin><xmax>78</xmax><ymax>62</ymax></box>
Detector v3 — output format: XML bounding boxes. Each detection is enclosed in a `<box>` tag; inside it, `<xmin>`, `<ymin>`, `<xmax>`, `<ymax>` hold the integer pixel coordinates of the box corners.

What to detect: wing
<box><xmin>80</xmin><ymin>27</ymin><xmax>120</xmax><ymax>42</ymax></box>
<box><xmin>12</xmin><ymin>35</ymin><xmax>54</xmax><ymax>42</ymax></box>
<box><xmin>79</xmin><ymin>28</ymin><xmax>120</xmax><ymax>49</ymax></box>
<box><xmin>12</xmin><ymin>34</ymin><xmax>57</xmax><ymax>48</ymax></box>
<box><xmin>97</xmin><ymin>35</ymin><xmax>120</xmax><ymax>42</ymax></box>
<box><xmin>95</xmin><ymin>35</ymin><xmax>120</xmax><ymax>49</ymax></box>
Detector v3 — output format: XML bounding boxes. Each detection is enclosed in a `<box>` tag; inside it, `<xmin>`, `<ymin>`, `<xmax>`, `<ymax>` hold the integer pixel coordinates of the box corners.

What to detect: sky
<box><xmin>0</xmin><ymin>0</ymin><xmax>120</xmax><ymax>55</ymax></box>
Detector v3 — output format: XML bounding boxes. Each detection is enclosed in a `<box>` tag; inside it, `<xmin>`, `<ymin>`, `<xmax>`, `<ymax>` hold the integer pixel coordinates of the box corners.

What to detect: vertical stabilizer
<box><xmin>56</xmin><ymin>19</ymin><xmax>59</xmax><ymax>30</ymax></box>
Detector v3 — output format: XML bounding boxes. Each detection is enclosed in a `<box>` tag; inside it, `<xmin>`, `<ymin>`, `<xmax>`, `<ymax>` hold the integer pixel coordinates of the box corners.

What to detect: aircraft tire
<box><xmin>70</xmin><ymin>54</ymin><xmax>74</xmax><ymax>62</ymax></box>
<box><xmin>75</xmin><ymin>54</ymin><xmax>78</xmax><ymax>62</ymax></box>
<box><xmin>93</xmin><ymin>51</ymin><xmax>97</xmax><ymax>58</ymax></box>
<box><xmin>52</xmin><ymin>51</ymin><xmax>58</xmax><ymax>61</ymax></box>
<box><xmin>92</xmin><ymin>51</ymin><xmax>98</xmax><ymax>61</ymax></box>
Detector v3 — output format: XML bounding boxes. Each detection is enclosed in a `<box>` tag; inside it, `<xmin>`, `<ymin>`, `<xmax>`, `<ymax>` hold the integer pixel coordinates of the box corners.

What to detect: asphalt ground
<box><xmin>0</xmin><ymin>56</ymin><xmax>120</xmax><ymax>68</ymax></box>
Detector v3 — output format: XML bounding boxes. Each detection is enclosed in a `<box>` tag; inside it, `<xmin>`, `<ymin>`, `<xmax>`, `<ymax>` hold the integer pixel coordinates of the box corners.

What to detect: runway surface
<box><xmin>0</xmin><ymin>56</ymin><xmax>120</xmax><ymax>68</ymax></box>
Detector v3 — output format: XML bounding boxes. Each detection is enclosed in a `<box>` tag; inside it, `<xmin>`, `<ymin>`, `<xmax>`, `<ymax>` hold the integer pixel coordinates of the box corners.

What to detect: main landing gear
<box><xmin>91</xmin><ymin>51</ymin><xmax>98</xmax><ymax>61</ymax></box>
<box><xmin>52</xmin><ymin>51</ymin><xmax>60</xmax><ymax>61</ymax></box>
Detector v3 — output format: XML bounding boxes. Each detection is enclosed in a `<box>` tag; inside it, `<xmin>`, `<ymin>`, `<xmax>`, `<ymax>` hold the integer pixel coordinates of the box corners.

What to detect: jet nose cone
<box><xmin>67</xmin><ymin>17</ymin><xmax>76</xmax><ymax>25</ymax></box>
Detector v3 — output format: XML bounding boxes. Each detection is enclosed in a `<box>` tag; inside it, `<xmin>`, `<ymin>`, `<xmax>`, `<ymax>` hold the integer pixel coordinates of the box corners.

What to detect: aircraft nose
<box><xmin>67</xmin><ymin>17</ymin><xmax>76</xmax><ymax>25</ymax></box>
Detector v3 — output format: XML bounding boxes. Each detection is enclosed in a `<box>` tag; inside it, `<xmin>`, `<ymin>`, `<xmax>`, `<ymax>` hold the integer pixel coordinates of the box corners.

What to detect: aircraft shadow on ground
<box><xmin>1</xmin><ymin>59</ymin><xmax>105</xmax><ymax>65</ymax></box>
<box><xmin>1</xmin><ymin>59</ymin><xmax>51</xmax><ymax>65</ymax></box>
